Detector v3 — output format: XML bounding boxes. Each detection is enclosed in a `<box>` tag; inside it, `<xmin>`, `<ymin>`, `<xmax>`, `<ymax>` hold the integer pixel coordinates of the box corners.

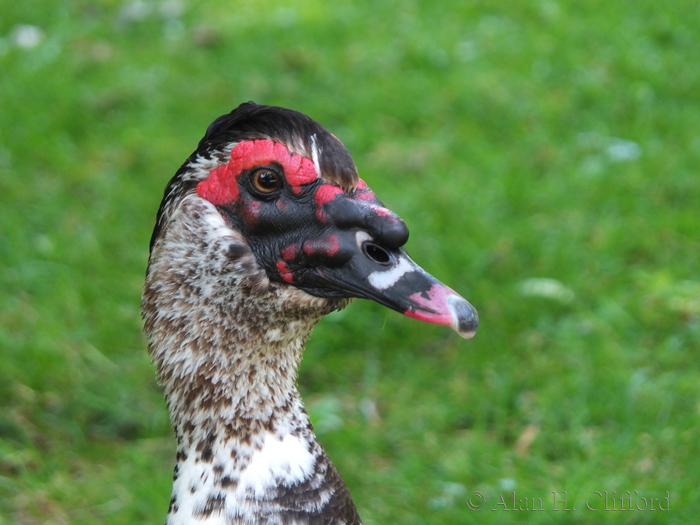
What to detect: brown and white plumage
<box><xmin>142</xmin><ymin>102</ymin><xmax>478</xmax><ymax>524</ymax></box>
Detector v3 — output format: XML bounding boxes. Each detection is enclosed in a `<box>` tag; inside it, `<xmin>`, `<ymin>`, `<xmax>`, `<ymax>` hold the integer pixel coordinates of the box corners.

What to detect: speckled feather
<box><xmin>143</xmin><ymin>104</ymin><xmax>363</xmax><ymax>524</ymax></box>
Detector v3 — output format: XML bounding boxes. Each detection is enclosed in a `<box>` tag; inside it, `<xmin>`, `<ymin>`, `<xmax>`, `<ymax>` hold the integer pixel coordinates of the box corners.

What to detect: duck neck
<box><xmin>159</xmin><ymin>331</ymin><xmax>322</xmax><ymax>523</ymax></box>
<box><xmin>142</xmin><ymin>196</ymin><xmax>360</xmax><ymax>524</ymax></box>
<box><xmin>156</xmin><ymin>315</ymin><xmax>315</xmax><ymax>443</ymax></box>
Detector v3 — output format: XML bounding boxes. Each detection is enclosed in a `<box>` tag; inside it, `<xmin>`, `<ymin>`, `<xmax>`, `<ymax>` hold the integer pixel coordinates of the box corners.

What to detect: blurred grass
<box><xmin>1</xmin><ymin>1</ymin><xmax>698</xmax><ymax>524</ymax></box>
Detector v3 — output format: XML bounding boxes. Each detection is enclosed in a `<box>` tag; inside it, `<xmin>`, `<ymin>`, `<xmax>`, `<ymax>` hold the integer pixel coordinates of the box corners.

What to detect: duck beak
<box><xmin>310</xmin><ymin>242</ymin><xmax>479</xmax><ymax>339</ymax></box>
<box><xmin>285</xmin><ymin>180</ymin><xmax>478</xmax><ymax>339</ymax></box>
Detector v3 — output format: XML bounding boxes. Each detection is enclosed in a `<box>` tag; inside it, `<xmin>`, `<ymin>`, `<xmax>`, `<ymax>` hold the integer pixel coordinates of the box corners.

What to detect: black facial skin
<box><xmin>217</xmin><ymin>166</ymin><xmax>410</xmax><ymax>300</ymax></box>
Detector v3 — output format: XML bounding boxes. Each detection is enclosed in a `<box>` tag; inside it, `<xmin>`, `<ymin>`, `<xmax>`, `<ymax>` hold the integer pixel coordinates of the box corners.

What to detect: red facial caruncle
<box><xmin>197</xmin><ymin>139</ymin><xmax>318</xmax><ymax>206</ymax></box>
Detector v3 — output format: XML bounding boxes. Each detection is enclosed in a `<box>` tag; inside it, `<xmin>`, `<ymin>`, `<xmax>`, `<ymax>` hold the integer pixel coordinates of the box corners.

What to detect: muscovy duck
<box><xmin>142</xmin><ymin>102</ymin><xmax>478</xmax><ymax>525</ymax></box>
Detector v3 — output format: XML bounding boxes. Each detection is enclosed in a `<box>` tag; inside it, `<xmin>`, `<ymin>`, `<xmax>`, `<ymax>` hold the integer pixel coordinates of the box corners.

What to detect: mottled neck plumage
<box><xmin>142</xmin><ymin>187</ymin><xmax>361</xmax><ymax>524</ymax></box>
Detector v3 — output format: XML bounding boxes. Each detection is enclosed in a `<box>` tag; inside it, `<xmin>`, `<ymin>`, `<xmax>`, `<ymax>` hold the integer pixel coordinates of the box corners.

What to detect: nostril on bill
<box><xmin>362</xmin><ymin>242</ymin><xmax>392</xmax><ymax>265</ymax></box>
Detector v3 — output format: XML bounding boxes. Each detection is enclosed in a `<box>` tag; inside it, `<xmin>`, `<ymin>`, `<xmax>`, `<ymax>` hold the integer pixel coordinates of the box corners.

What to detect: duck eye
<box><xmin>250</xmin><ymin>168</ymin><xmax>283</xmax><ymax>195</ymax></box>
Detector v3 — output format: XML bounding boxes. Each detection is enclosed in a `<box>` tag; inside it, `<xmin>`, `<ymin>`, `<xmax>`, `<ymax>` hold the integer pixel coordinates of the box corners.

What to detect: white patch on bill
<box><xmin>355</xmin><ymin>231</ymin><xmax>417</xmax><ymax>291</ymax></box>
<box><xmin>368</xmin><ymin>256</ymin><xmax>414</xmax><ymax>291</ymax></box>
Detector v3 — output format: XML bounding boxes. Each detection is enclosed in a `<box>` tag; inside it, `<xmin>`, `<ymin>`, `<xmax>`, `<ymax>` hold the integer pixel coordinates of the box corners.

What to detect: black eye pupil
<box><xmin>258</xmin><ymin>171</ymin><xmax>277</xmax><ymax>188</ymax></box>
<box><xmin>251</xmin><ymin>168</ymin><xmax>282</xmax><ymax>194</ymax></box>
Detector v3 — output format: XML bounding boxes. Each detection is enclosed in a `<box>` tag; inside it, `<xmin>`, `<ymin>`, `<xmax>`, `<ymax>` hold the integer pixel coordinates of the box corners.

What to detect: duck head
<box><xmin>156</xmin><ymin>103</ymin><xmax>478</xmax><ymax>338</ymax></box>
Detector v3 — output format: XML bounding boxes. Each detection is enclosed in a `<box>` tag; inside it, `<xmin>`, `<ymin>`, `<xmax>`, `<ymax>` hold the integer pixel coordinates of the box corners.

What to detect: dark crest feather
<box><xmin>149</xmin><ymin>102</ymin><xmax>359</xmax><ymax>253</ymax></box>
<box><xmin>198</xmin><ymin>102</ymin><xmax>358</xmax><ymax>188</ymax></box>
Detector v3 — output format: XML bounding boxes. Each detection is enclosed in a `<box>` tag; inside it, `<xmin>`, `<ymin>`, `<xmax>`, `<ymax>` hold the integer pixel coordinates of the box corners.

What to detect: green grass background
<box><xmin>1</xmin><ymin>1</ymin><xmax>698</xmax><ymax>523</ymax></box>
